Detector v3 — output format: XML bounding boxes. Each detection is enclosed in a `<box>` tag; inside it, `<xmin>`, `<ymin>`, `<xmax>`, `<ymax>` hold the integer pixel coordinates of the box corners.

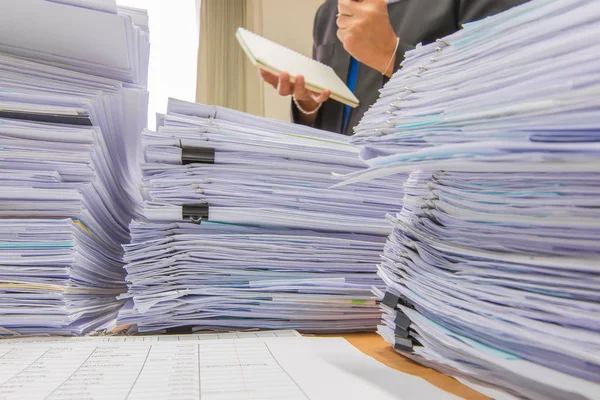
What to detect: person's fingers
<box><xmin>336</xmin><ymin>14</ymin><xmax>352</xmax><ymax>29</ymax></box>
<box><xmin>259</xmin><ymin>68</ymin><xmax>278</xmax><ymax>89</ymax></box>
<box><xmin>341</xmin><ymin>0</ymin><xmax>364</xmax><ymax>15</ymax></box>
<box><xmin>337</xmin><ymin>0</ymin><xmax>355</xmax><ymax>16</ymax></box>
<box><xmin>293</xmin><ymin>75</ymin><xmax>308</xmax><ymax>100</ymax></box>
<box><xmin>277</xmin><ymin>72</ymin><xmax>293</xmax><ymax>96</ymax></box>
<box><xmin>312</xmin><ymin>89</ymin><xmax>331</xmax><ymax>104</ymax></box>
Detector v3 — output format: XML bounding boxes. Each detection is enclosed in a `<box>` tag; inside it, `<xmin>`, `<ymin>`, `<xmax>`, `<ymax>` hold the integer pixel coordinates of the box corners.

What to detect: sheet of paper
<box><xmin>0</xmin><ymin>336</ymin><xmax>458</xmax><ymax>400</ymax></box>
<box><xmin>0</xmin><ymin>330</ymin><xmax>301</xmax><ymax>344</ymax></box>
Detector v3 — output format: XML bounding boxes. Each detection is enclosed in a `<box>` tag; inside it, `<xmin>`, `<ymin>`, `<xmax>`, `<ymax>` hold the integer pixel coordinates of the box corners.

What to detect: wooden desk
<box><xmin>320</xmin><ymin>332</ymin><xmax>489</xmax><ymax>400</ymax></box>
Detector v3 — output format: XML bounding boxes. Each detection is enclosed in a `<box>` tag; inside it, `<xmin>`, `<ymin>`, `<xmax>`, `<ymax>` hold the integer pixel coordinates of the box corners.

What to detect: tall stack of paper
<box><xmin>336</xmin><ymin>0</ymin><xmax>600</xmax><ymax>398</ymax></box>
<box><xmin>0</xmin><ymin>0</ymin><xmax>149</xmax><ymax>335</ymax></box>
<box><xmin>118</xmin><ymin>99</ymin><xmax>404</xmax><ymax>333</ymax></box>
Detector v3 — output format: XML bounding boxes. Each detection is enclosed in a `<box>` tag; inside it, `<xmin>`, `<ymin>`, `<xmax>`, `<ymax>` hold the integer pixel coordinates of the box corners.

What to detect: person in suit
<box><xmin>258</xmin><ymin>0</ymin><xmax>529</xmax><ymax>135</ymax></box>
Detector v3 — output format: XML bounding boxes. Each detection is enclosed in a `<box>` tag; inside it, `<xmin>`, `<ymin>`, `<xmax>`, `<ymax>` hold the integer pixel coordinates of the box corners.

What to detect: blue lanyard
<box><xmin>342</xmin><ymin>57</ymin><xmax>359</xmax><ymax>132</ymax></box>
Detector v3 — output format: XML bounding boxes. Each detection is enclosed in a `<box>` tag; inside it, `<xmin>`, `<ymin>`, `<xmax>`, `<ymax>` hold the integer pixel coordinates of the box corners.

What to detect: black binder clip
<box><xmin>398</xmin><ymin>296</ymin><xmax>415</xmax><ymax>310</ymax></box>
<box><xmin>393</xmin><ymin>337</ymin><xmax>414</xmax><ymax>352</ymax></box>
<box><xmin>392</xmin><ymin>309</ymin><xmax>419</xmax><ymax>352</ymax></box>
<box><xmin>165</xmin><ymin>326</ymin><xmax>193</xmax><ymax>334</ymax></box>
<box><xmin>0</xmin><ymin>109</ymin><xmax>92</xmax><ymax>126</ymax></box>
<box><xmin>395</xmin><ymin>326</ymin><xmax>409</xmax><ymax>339</ymax></box>
<box><xmin>182</xmin><ymin>204</ymin><xmax>209</xmax><ymax>223</ymax></box>
<box><xmin>381</xmin><ymin>291</ymin><xmax>401</xmax><ymax>309</ymax></box>
<box><xmin>394</xmin><ymin>310</ymin><xmax>411</xmax><ymax>331</ymax></box>
<box><xmin>181</xmin><ymin>146</ymin><xmax>215</xmax><ymax>165</ymax></box>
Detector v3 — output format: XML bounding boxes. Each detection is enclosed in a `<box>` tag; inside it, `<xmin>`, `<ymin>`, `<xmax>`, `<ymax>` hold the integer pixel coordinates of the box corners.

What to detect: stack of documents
<box><xmin>340</xmin><ymin>0</ymin><xmax>599</xmax><ymax>185</ymax></box>
<box><xmin>335</xmin><ymin>0</ymin><xmax>600</xmax><ymax>398</ymax></box>
<box><xmin>118</xmin><ymin>99</ymin><xmax>404</xmax><ymax>333</ymax></box>
<box><xmin>0</xmin><ymin>0</ymin><xmax>149</xmax><ymax>335</ymax></box>
<box><xmin>143</xmin><ymin>99</ymin><xmax>402</xmax><ymax>235</ymax></box>
<box><xmin>119</xmin><ymin>222</ymin><xmax>387</xmax><ymax>332</ymax></box>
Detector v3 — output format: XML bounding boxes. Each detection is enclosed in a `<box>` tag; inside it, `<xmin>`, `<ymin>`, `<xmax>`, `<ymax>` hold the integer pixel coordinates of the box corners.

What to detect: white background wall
<box><xmin>255</xmin><ymin>0</ymin><xmax>325</xmax><ymax>121</ymax></box>
<box><xmin>117</xmin><ymin>0</ymin><xmax>199</xmax><ymax>129</ymax></box>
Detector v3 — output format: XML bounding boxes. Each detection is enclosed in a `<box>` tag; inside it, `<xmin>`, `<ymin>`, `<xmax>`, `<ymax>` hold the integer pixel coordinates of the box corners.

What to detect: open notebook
<box><xmin>236</xmin><ymin>27</ymin><xmax>359</xmax><ymax>108</ymax></box>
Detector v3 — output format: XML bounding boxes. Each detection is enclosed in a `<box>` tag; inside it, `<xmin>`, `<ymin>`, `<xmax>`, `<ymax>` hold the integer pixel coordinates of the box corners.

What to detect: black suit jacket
<box><xmin>293</xmin><ymin>0</ymin><xmax>529</xmax><ymax>135</ymax></box>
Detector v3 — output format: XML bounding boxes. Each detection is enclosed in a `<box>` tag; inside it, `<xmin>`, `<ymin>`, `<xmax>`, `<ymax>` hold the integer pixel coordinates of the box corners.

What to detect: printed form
<box><xmin>0</xmin><ymin>337</ymin><xmax>458</xmax><ymax>400</ymax></box>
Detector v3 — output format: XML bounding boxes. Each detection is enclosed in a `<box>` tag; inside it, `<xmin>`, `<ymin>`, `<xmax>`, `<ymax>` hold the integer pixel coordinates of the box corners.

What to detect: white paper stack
<box><xmin>143</xmin><ymin>99</ymin><xmax>403</xmax><ymax>236</ymax></box>
<box><xmin>0</xmin><ymin>0</ymin><xmax>149</xmax><ymax>335</ymax></box>
<box><xmin>336</xmin><ymin>0</ymin><xmax>600</xmax><ymax>398</ymax></box>
<box><xmin>118</xmin><ymin>99</ymin><xmax>405</xmax><ymax>333</ymax></box>
<box><xmin>0</xmin><ymin>0</ymin><xmax>149</xmax><ymax>86</ymax></box>
<box><xmin>119</xmin><ymin>222</ymin><xmax>387</xmax><ymax>333</ymax></box>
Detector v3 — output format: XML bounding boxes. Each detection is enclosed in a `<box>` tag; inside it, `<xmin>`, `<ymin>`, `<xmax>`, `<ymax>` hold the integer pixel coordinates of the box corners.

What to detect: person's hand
<box><xmin>337</xmin><ymin>0</ymin><xmax>398</xmax><ymax>76</ymax></box>
<box><xmin>259</xmin><ymin>69</ymin><xmax>331</xmax><ymax>114</ymax></box>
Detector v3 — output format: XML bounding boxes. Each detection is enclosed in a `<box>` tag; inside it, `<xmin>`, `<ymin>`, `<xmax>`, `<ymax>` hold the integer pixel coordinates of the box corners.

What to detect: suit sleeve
<box><xmin>457</xmin><ymin>0</ymin><xmax>529</xmax><ymax>26</ymax></box>
<box><xmin>388</xmin><ymin>0</ymin><xmax>528</xmax><ymax>79</ymax></box>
